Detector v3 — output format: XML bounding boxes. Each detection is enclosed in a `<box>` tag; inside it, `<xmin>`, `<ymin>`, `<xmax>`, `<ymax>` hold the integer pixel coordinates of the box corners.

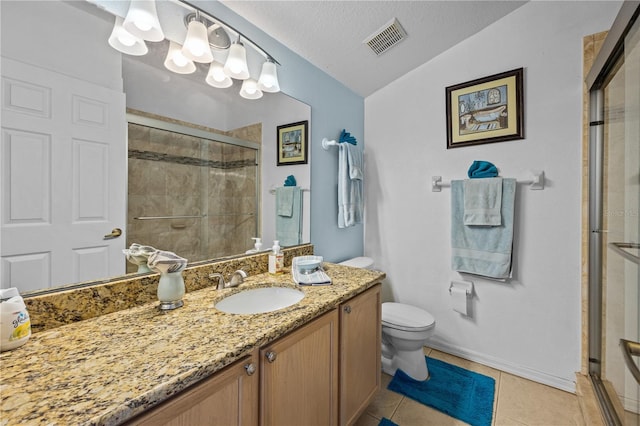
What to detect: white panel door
<box><xmin>1</xmin><ymin>58</ymin><xmax>126</xmax><ymax>292</ymax></box>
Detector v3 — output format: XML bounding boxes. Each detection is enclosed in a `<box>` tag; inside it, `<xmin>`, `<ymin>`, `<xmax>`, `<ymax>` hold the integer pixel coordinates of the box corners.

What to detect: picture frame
<box><xmin>277</xmin><ymin>120</ymin><xmax>308</xmax><ymax>166</ymax></box>
<box><xmin>446</xmin><ymin>68</ymin><xmax>524</xmax><ymax>149</ymax></box>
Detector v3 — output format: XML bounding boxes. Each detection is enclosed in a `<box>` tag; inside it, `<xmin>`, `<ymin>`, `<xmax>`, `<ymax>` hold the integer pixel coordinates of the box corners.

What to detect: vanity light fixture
<box><xmin>104</xmin><ymin>0</ymin><xmax>281</xmax><ymax>100</ymax></box>
<box><xmin>223</xmin><ymin>40</ymin><xmax>250</xmax><ymax>80</ymax></box>
<box><xmin>164</xmin><ymin>41</ymin><xmax>196</xmax><ymax>74</ymax></box>
<box><xmin>108</xmin><ymin>16</ymin><xmax>148</xmax><ymax>56</ymax></box>
<box><xmin>257</xmin><ymin>58</ymin><xmax>280</xmax><ymax>93</ymax></box>
<box><xmin>239</xmin><ymin>78</ymin><xmax>263</xmax><ymax>99</ymax></box>
<box><xmin>205</xmin><ymin>61</ymin><xmax>233</xmax><ymax>88</ymax></box>
<box><xmin>182</xmin><ymin>13</ymin><xmax>214</xmax><ymax>63</ymax></box>
<box><xmin>122</xmin><ymin>0</ymin><xmax>164</xmax><ymax>42</ymax></box>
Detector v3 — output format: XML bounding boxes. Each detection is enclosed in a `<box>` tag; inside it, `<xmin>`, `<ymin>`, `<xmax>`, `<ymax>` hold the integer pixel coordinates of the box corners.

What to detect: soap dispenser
<box><xmin>268</xmin><ymin>240</ymin><xmax>284</xmax><ymax>274</ymax></box>
<box><xmin>246</xmin><ymin>237</ymin><xmax>262</xmax><ymax>254</ymax></box>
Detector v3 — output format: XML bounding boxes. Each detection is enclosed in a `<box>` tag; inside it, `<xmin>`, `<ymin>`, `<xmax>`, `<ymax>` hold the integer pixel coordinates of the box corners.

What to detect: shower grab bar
<box><xmin>134</xmin><ymin>213</ymin><xmax>254</xmax><ymax>220</ymax></box>
<box><xmin>608</xmin><ymin>242</ymin><xmax>640</xmax><ymax>265</ymax></box>
<box><xmin>620</xmin><ymin>339</ymin><xmax>640</xmax><ymax>385</ymax></box>
<box><xmin>431</xmin><ymin>171</ymin><xmax>545</xmax><ymax>192</ymax></box>
<box><xmin>134</xmin><ymin>215</ymin><xmax>206</xmax><ymax>220</ymax></box>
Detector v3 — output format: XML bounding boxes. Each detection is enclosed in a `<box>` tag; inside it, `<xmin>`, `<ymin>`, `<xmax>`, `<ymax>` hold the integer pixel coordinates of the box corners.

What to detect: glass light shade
<box><xmin>239</xmin><ymin>79</ymin><xmax>263</xmax><ymax>100</ymax></box>
<box><xmin>123</xmin><ymin>0</ymin><xmax>164</xmax><ymax>42</ymax></box>
<box><xmin>223</xmin><ymin>43</ymin><xmax>250</xmax><ymax>80</ymax></box>
<box><xmin>205</xmin><ymin>62</ymin><xmax>233</xmax><ymax>88</ymax></box>
<box><xmin>164</xmin><ymin>41</ymin><xmax>196</xmax><ymax>74</ymax></box>
<box><xmin>108</xmin><ymin>17</ymin><xmax>148</xmax><ymax>56</ymax></box>
<box><xmin>182</xmin><ymin>20</ymin><xmax>213</xmax><ymax>63</ymax></box>
<box><xmin>257</xmin><ymin>61</ymin><xmax>280</xmax><ymax>93</ymax></box>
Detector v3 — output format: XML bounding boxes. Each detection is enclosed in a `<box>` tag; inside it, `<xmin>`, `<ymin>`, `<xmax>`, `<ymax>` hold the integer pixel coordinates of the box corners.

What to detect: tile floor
<box><xmin>354</xmin><ymin>347</ymin><xmax>588</xmax><ymax>426</ymax></box>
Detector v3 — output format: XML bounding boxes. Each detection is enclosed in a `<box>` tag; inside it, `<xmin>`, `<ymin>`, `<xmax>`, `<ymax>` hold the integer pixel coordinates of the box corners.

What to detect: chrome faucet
<box><xmin>209</xmin><ymin>270</ymin><xmax>247</xmax><ymax>290</ymax></box>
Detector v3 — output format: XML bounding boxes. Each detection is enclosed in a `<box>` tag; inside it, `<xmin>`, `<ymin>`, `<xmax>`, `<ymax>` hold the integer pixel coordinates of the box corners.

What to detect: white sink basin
<box><xmin>214</xmin><ymin>287</ymin><xmax>304</xmax><ymax>314</ymax></box>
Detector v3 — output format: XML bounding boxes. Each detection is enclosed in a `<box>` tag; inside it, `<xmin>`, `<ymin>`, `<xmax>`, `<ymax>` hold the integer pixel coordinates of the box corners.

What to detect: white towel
<box><xmin>338</xmin><ymin>143</ymin><xmax>364</xmax><ymax>228</ymax></box>
<box><xmin>463</xmin><ymin>178</ymin><xmax>503</xmax><ymax>226</ymax></box>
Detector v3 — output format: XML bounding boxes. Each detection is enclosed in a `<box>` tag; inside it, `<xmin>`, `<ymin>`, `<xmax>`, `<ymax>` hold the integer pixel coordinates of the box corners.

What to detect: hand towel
<box><xmin>467</xmin><ymin>161</ymin><xmax>498</xmax><ymax>178</ymax></box>
<box><xmin>463</xmin><ymin>177</ymin><xmax>503</xmax><ymax>226</ymax></box>
<box><xmin>284</xmin><ymin>175</ymin><xmax>297</xmax><ymax>187</ymax></box>
<box><xmin>338</xmin><ymin>142</ymin><xmax>364</xmax><ymax>228</ymax></box>
<box><xmin>276</xmin><ymin>186</ymin><xmax>294</xmax><ymax>217</ymax></box>
<box><xmin>276</xmin><ymin>186</ymin><xmax>303</xmax><ymax>246</ymax></box>
<box><xmin>451</xmin><ymin>178</ymin><xmax>516</xmax><ymax>280</ymax></box>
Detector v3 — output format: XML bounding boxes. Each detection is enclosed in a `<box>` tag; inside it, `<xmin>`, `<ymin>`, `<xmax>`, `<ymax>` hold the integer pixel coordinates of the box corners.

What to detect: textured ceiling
<box><xmin>220</xmin><ymin>1</ymin><xmax>527</xmax><ymax>97</ymax></box>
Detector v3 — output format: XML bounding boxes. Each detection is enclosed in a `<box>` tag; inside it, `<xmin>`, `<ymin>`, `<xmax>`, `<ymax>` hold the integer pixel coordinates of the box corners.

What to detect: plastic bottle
<box><xmin>246</xmin><ymin>237</ymin><xmax>263</xmax><ymax>254</ymax></box>
<box><xmin>268</xmin><ymin>240</ymin><xmax>284</xmax><ymax>274</ymax></box>
<box><xmin>0</xmin><ymin>287</ymin><xmax>31</xmax><ymax>352</ymax></box>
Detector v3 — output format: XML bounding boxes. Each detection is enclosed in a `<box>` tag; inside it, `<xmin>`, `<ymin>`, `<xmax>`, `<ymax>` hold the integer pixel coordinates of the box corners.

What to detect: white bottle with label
<box><xmin>268</xmin><ymin>240</ymin><xmax>284</xmax><ymax>274</ymax></box>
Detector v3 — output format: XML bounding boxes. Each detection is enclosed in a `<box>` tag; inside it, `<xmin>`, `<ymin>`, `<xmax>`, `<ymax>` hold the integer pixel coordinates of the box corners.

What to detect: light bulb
<box><xmin>223</xmin><ymin>42</ymin><xmax>249</xmax><ymax>80</ymax></box>
<box><xmin>258</xmin><ymin>60</ymin><xmax>280</xmax><ymax>93</ymax></box>
<box><xmin>108</xmin><ymin>16</ymin><xmax>148</xmax><ymax>56</ymax></box>
<box><xmin>123</xmin><ymin>0</ymin><xmax>164</xmax><ymax>42</ymax></box>
<box><xmin>206</xmin><ymin>61</ymin><xmax>232</xmax><ymax>88</ymax></box>
<box><xmin>164</xmin><ymin>41</ymin><xmax>196</xmax><ymax>74</ymax></box>
<box><xmin>240</xmin><ymin>79</ymin><xmax>263</xmax><ymax>99</ymax></box>
<box><xmin>182</xmin><ymin>19</ymin><xmax>213</xmax><ymax>63</ymax></box>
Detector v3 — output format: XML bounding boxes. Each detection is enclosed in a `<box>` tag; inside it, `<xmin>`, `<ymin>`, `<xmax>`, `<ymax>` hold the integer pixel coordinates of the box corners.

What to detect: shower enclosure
<box><xmin>587</xmin><ymin>4</ymin><xmax>639</xmax><ymax>425</ymax></box>
<box><xmin>126</xmin><ymin>114</ymin><xmax>260</xmax><ymax>272</ymax></box>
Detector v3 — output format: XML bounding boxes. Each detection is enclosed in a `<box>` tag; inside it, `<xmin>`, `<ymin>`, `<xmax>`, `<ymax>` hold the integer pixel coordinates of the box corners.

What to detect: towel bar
<box><xmin>269</xmin><ymin>187</ymin><xmax>310</xmax><ymax>194</ymax></box>
<box><xmin>432</xmin><ymin>171</ymin><xmax>545</xmax><ymax>192</ymax></box>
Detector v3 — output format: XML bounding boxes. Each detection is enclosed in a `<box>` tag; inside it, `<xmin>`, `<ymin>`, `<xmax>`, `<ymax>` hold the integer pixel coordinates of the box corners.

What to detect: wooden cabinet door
<box><xmin>260</xmin><ymin>309</ymin><xmax>339</xmax><ymax>426</ymax></box>
<box><xmin>128</xmin><ymin>349</ymin><xmax>259</xmax><ymax>426</ymax></box>
<box><xmin>339</xmin><ymin>284</ymin><xmax>382</xmax><ymax>426</ymax></box>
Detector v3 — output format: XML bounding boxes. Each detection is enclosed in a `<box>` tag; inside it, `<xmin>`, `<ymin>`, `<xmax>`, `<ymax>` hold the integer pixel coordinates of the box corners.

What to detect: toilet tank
<box><xmin>338</xmin><ymin>256</ymin><xmax>374</xmax><ymax>269</ymax></box>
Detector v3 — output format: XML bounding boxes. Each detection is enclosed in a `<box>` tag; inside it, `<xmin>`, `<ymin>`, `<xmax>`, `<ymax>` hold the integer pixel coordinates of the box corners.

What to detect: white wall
<box><xmin>364</xmin><ymin>1</ymin><xmax>621</xmax><ymax>391</ymax></box>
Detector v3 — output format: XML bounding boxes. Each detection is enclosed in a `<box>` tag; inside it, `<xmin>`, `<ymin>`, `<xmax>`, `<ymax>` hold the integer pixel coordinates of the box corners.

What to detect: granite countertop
<box><xmin>0</xmin><ymin>264</ymin><xmax>384</xmax><ymax>426</ymax></box>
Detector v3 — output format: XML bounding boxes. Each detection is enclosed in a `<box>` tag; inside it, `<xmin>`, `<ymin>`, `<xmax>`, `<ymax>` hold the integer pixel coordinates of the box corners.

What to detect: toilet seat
<box><xmin>382</xmin><ymin>302</ymin><xmax>435</xmax><ymax>332</ymax></box>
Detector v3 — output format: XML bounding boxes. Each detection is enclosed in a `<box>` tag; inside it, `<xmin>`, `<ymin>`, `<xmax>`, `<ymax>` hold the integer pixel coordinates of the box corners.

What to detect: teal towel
<box><xmin>467</xmin><ymin>161</ymin><xmax>498</xmax><ymax>178</ymax></box>
<box><xmin>276</xmin><ymin>187</ymin><xmax>294</xmax><ymax>217</ymax></box>
<box><xmin>451</xmin><ymin>178</ymin><xmax>516</xmax><ymax>279</ymax></box>
<box><xmin>276</xmin><ymin>187</ymin><xmax>302</xmax><ymax>246</ymax></box>
<box><xmin>463</xmin><ymin>178</ymin><xmax>503</xmax><ymax>226</ymax></box>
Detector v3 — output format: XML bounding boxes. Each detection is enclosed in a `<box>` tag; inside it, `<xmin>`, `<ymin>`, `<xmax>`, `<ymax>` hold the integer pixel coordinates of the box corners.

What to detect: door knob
<box><xmin>103</xmin><ymin>228</ymin><xmax>122</xmax><ymax>240</ymax></box>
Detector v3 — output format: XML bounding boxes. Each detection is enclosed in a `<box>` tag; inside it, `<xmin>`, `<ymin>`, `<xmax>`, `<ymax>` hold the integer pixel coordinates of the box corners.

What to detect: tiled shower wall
<box><xmin>126</xmin><ymin>121</ymin><xmax>259</xmax><ymax>272</ymax></box>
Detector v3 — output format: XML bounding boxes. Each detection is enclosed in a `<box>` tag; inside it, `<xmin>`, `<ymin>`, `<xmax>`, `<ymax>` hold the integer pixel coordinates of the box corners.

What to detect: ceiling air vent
<box><xmin>363</xmin><ymin>18</ymin><xmax>408</xmax><ymax>56</ymax></box>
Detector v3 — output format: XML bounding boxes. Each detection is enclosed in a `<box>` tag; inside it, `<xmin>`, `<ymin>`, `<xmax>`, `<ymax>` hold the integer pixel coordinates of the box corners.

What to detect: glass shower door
<box><xmin>589</xmin><ymin>6</ymin><xmax>639</xmax><ymax>425</ymax></box>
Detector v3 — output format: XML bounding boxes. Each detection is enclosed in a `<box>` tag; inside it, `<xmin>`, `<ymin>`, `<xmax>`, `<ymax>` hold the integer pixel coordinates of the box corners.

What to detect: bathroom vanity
<box><xmin>0</xmin><ymin>262</ymin><xmax>383</xmax><ymax>426</ymax></box>
<box><xmin>129</xmin><ymin>284</ymin><xmax>380</xmax><ymax>426</ymax></box>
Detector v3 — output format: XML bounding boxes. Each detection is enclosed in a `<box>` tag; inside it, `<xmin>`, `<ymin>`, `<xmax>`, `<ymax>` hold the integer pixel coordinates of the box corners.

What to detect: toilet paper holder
<box><xmin>449</xmin><ymin>280</ymin><xmax>473</xmax><ymax>296</ymax></box>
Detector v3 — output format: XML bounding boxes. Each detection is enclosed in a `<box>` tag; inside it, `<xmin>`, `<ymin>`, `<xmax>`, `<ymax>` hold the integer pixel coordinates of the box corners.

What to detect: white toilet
<box><xmin>339</xmin><ymin>257</ymin><xmax>436</xmax><ymax>381</ymax></box>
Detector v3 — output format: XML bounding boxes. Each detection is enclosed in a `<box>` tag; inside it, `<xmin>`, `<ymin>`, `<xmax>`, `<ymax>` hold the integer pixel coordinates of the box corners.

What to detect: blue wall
<box><xmin>195</xmin><ymin>1</ymin><xmax>365</xmax><ymax>261</ymax></box>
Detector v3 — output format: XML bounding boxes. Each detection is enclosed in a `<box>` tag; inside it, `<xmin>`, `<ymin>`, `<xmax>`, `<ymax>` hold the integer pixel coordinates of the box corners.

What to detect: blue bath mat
<box><xmin>378</xmin><ymin>418</ymin><xmax>398</xmax><ymax>426</ymax></box>
<box><xmin>388</xmin><ymin>356</ymin><xmax>495</xmax><ymax>426</ymax></box>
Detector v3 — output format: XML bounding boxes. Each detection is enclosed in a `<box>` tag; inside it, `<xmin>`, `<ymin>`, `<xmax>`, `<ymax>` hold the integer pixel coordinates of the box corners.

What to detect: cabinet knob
<box><xmin>265</xmin><ymin>351</ymin><xmax>277</xmax><ymax>363</ymax></box>
<box><xmin>244</xmin><ymin>363</ymin><xmax>256</xmax><ymax>376</ymax></box>
<box><xmin>343</xmin><ymin>305</ymin><xmax>352</xmax><ymax>314</ymax></box>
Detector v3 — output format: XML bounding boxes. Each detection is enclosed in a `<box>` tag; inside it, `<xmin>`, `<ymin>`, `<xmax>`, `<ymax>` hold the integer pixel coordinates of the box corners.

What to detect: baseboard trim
<box><xmin>428</xmin><ymin>338</ymin><xmax>577</xmax><ymax>393</ymax></box>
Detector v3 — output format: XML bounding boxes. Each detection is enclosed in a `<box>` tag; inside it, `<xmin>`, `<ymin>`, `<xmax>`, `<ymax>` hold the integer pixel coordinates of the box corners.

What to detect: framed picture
<box><xmin>277</xmin><ymin>120</ymin><xmax>308</xmax><ymax>166</ymax></box>
<box><xmin>446</xmin><ymin>68</ymin><xmax>524</xmax><ymax>149</ymax></box>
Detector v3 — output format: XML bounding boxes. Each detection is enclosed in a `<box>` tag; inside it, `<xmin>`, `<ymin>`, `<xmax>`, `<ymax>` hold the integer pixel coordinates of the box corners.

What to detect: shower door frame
<box><xmin>586</xmin><ymin>2</ymin><xmax>640</xmax><ymax>425</ymax></box>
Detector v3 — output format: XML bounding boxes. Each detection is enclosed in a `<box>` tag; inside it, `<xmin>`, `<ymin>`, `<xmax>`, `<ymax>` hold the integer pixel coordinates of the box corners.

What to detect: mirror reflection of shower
<box><xmin>126</xmin><ymin>112</ymin><xmax>259</xmax><ymax>273</ymax></box>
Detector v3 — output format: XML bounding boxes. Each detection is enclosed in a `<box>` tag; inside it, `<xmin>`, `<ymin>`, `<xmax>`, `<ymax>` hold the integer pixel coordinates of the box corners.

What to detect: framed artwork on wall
<box><xmin>446</xmin><ymin>68</ymin><xmax>524</xmax><ymax>149</ymax></box>
<box><xmin>277</xmin><ymin>120</ymin><xmax>308</xmax><ymax>165</ymax></box>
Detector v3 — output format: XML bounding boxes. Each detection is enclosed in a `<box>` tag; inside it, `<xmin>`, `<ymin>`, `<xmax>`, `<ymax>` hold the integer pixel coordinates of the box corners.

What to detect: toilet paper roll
<box><xmin>451</xmin><ymin>286</ymin><xmax>469</xmax><ymax>315</ymax></box>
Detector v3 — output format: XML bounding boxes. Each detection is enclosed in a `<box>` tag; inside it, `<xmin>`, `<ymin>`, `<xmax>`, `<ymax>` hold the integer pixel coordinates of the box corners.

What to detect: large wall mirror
<box><xmin>0</xmin><ymin>0</ymin><xmax>311</xmax><ymax>295</ymax></box>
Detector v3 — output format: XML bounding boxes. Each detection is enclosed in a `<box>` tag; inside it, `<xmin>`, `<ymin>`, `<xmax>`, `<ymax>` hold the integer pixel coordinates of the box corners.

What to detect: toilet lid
<box><xmin>382</xmin><ymin>302</ymin><xmax>435</xmax><ymax>331</ymax></box>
